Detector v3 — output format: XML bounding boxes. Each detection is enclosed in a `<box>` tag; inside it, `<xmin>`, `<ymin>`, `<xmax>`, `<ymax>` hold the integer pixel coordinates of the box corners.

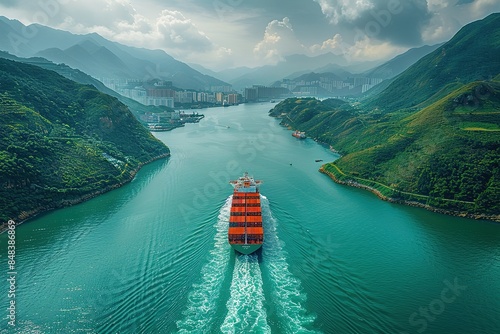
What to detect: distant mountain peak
<box><xmin>77</xmin><ymin>39</ymin><xmax>102</xmax><ymax>54</ymax></box>
<box><xmin>0</xmin><ymin>17</ymin><xmax>229</xmax><ymax>90</ymax></box>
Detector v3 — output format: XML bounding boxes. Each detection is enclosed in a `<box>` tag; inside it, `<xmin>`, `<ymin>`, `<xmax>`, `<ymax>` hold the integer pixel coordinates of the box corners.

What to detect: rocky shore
<box><xmin>0</xmin><ymin>153</ymin><xmax>170</xmax><ymax>233</ymax></box>
<box><xmin>319</xmin><ymin>167</ymin><xmax>500</xmax><ymax>223</ymax></box>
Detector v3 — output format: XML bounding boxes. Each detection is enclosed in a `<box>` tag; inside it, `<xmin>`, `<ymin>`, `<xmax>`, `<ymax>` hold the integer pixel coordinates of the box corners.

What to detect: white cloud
<box><xmin>57</xmin><ymin>3</ymin><xmax>215</xmax><ymax>53</ymax></box>
<box><xmin>253</xmin><ymin>17</ymin><xmax>306</xmax><ymax>64</ymax></box>
<box><xmin>155</xmin><ymin>10</ymin><xmax>213</xmax><ymax>52</ymax></box>
<box><xmin>310</xmin><ymin>33</ymin><xmax>405</xmax><ymax>63</ymax></box>
<box><xmin>426</xmin><ymin>0</ymin><xmax>451</xmax><ymax>11</ymax></box>
<box><xmin>310</xmin><ymin>34</ymin><xmax>345</xmax><ymax>54</ymax></box>
<box><xmin>56</xmin><ymin>0</ymin><xmax>137</xmax><ymax>29</ymax></box>
<box><xmin>422</xmin><ymin>0</ymin><xmax>500</xmax><ymax>44</ymax></box>
<box><xmin>469</xmin><ymin>0</ymin><xmax>500</xmax><ymax>17</ymax></box>
<box><xmin>421</xmin><ymin>11</ymin><xmax>461</xmax><ymax>43</ymax></box>
<box><xmin>314</xmin><ymin>0</ymin><xmax>375</xmax><ymax>24</ymax></box>
<box><xmin>346</xmin><ymin>36</ymin><xmax>405</xmax><ymax>61</ymax></box>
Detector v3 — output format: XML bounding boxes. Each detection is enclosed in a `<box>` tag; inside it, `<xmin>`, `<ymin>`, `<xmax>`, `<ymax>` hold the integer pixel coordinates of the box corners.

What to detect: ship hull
<box><xmin>231</xmin><ymin>243</ymin><xmax>262</xmax><ymax>255</ymax></box>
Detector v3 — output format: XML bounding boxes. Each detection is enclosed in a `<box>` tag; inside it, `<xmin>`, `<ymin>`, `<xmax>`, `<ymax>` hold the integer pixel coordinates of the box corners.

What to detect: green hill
<box><xmin>362</xmin><ymin>43</ymin><xmax>443</xmax><ymax>80</ymax></box>
<box><xmin>0</xmin><ymin>58</ymin><xmax>170</xmax><ymax>224</ymax></box>
<box><xmin>365</xmin><ymin>13</ymin><xmax>500</xmax><ymax>112</ymax></box>
<box><xmin>340</xmin><ymin>81</ymin><xmax>499</xmax><ymax>214</ymax></box>
<box><xmin>271</xmin><ymin>81</ymin><xmax>500</xmax><ymax>218</ymax></box>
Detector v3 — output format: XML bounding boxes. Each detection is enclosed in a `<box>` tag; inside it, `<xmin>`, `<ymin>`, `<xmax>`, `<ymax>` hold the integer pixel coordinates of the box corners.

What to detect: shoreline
<box><xmin>319</xmin><ymin>166</ymin><xmax>500</xmax><ymax>223</ymax></box>
<box><xmin>0</xmin><ymin>153</ymin><xmax>170</xmax><ymax>234</ymax></box>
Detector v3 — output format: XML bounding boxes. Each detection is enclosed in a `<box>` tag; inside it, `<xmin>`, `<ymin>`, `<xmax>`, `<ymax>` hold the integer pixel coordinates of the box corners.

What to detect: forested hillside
<box><xmin>0</xmin><ymin>58</ymin><xmax>170</xmax><ymax>223</ymax></box>
<box><xmin>270</xmin><ymin>80</ymin><xmax>500</xmax><ymax>218</ymax></box>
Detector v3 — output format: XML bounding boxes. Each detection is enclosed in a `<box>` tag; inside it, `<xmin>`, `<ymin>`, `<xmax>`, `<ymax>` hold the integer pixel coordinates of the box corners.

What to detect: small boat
<box><xmin>315</xmin><ymin>159</ymin><xmax>323</xmax><ymax>162</ymax></box>
<box><xmin>292</xmin><ymin>130</ymin><xmax>306</xmax><ymax>139</ymax></box>
<box><xmin>228</xmin><ymin>173</ymin><xmax>263</xmax><ymax>254</ymax></box>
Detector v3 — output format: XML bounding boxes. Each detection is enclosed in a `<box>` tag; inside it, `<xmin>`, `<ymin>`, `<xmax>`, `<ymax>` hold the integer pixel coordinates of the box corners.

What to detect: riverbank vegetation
<box><xmin>0</xmin><ymin>58</ymin><xmax>170</xmax><ymax>224</ymax></box>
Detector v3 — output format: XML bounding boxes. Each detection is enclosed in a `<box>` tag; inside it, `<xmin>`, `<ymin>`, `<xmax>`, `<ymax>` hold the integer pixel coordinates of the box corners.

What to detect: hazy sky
<box><xmin>1</xmin><ymin>0</ymin><xmax>499</xmax><ymax>70</ymax></box>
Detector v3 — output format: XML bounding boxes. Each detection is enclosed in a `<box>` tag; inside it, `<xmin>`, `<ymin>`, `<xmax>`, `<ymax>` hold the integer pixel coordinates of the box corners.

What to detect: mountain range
<box><xmin>1</xmin><ymin>15</ymin><xmax>444</xmax><ymax>96</ymax></box>
<box><xmin>362</xmin><ymin>43</ymin><xmax>443</xmax><ymax>80</ymax></box>
<box><xmin>0</xmin><ymin>16</ymin><xmax>228</xmax><ymax>91</ymax></box>
<box><xmin>262</xmin><ymin>43</ymin><xmax>442</xmax><ymax>98</ymax></box>
<box><xmin>269</xmin><ymin>13</ymin><xmax>500</xmax><ymax>219</ymax></box>
<box><xmin>192</xmin><ymin>44</ymin><xmax>441</xmax><ymax>91</ymax></box>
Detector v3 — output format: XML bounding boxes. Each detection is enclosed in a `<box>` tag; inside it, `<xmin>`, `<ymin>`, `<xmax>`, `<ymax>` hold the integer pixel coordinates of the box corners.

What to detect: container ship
<box><xmin>228</xmin><ymin>173</ymin><xmax>263</xmax><ymax>254</ymax></box>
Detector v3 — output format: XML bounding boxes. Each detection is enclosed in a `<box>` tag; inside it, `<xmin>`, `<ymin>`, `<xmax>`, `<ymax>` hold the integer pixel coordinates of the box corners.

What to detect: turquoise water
<box><xmin>1</xmin><ymin>102</ymin><xmax>500</xmax><ymax>333</ymax></box>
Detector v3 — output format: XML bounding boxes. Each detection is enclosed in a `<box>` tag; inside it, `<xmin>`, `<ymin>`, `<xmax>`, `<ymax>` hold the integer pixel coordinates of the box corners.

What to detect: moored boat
<box><xmin>292</xmin><ymin>130</ymin><xmax>306</xmax><ymax>139</ymax></box>
<box><xmin>228</xmin><ymin>173</ymin><xmax>263</xmax><ymax>254</ymax></box>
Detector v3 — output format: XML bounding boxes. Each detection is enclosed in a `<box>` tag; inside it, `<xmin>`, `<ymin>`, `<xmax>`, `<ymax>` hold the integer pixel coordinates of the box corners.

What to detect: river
<box><xmin>1</xmin><ymin>102</ymin><xmax>499</xmax><ymax>333</ymax></box>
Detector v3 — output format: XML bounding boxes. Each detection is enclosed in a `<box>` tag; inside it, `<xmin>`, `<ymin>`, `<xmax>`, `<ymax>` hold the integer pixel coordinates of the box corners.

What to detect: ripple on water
<box><xmin>260</xmin><ymin>196</ymin><xmax>319</xmax><ymax>333</ymax></box>
<box><xmin>175</xmin><ymin>197</ymin><xmax>233</xmax><ymax>333</ymax></box>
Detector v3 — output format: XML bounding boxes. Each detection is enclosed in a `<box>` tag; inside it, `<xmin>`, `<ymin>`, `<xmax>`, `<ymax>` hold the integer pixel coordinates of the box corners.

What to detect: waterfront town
<box><xmin>100</xmin><ymin>74</ymin><xmax>383</xmax><ymax>131</ymax></box>
<box><xmin>102</xmin><ymin>74</ymin><xmax>383</xmax><ymax>109</ymax></box>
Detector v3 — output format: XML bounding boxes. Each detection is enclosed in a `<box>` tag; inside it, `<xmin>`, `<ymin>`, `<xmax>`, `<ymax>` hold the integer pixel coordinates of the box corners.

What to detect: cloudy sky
<box><xmin>1</xmin><ymin>0</ymin><xmax>499</xmax><ymax>70</ymax></box>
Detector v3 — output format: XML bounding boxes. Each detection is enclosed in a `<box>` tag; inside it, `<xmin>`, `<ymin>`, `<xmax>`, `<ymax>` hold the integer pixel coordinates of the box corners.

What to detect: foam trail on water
<box><xmin>220</xmin><ymin>253</ymin><xmax>271</xmax><ymax>333</ymax></box>
<box><xmin>176</xmin><ymin>197</ymin><xmax>232</xmax><ymax>333</ymax></box>
<box><xmin>261</xmin><ymin>195</ymin><xmax>319</xmax><ymax>333</ymax></box>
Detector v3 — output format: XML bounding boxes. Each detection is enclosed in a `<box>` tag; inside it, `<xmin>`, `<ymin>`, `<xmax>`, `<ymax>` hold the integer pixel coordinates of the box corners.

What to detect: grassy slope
<box><xmin>0</xmin><ymin>58</ymin><xmax>170</xmax><ymax>223</ymax></box>
<box><xmin>336</xmin><ymin>81</ymin><xmax>500</xmax><ymax>215</ymax></box>
<box><xmin>270</xmin><ymin>81</ymin><xmax>500</xmax><ymax>217</ymax></box>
